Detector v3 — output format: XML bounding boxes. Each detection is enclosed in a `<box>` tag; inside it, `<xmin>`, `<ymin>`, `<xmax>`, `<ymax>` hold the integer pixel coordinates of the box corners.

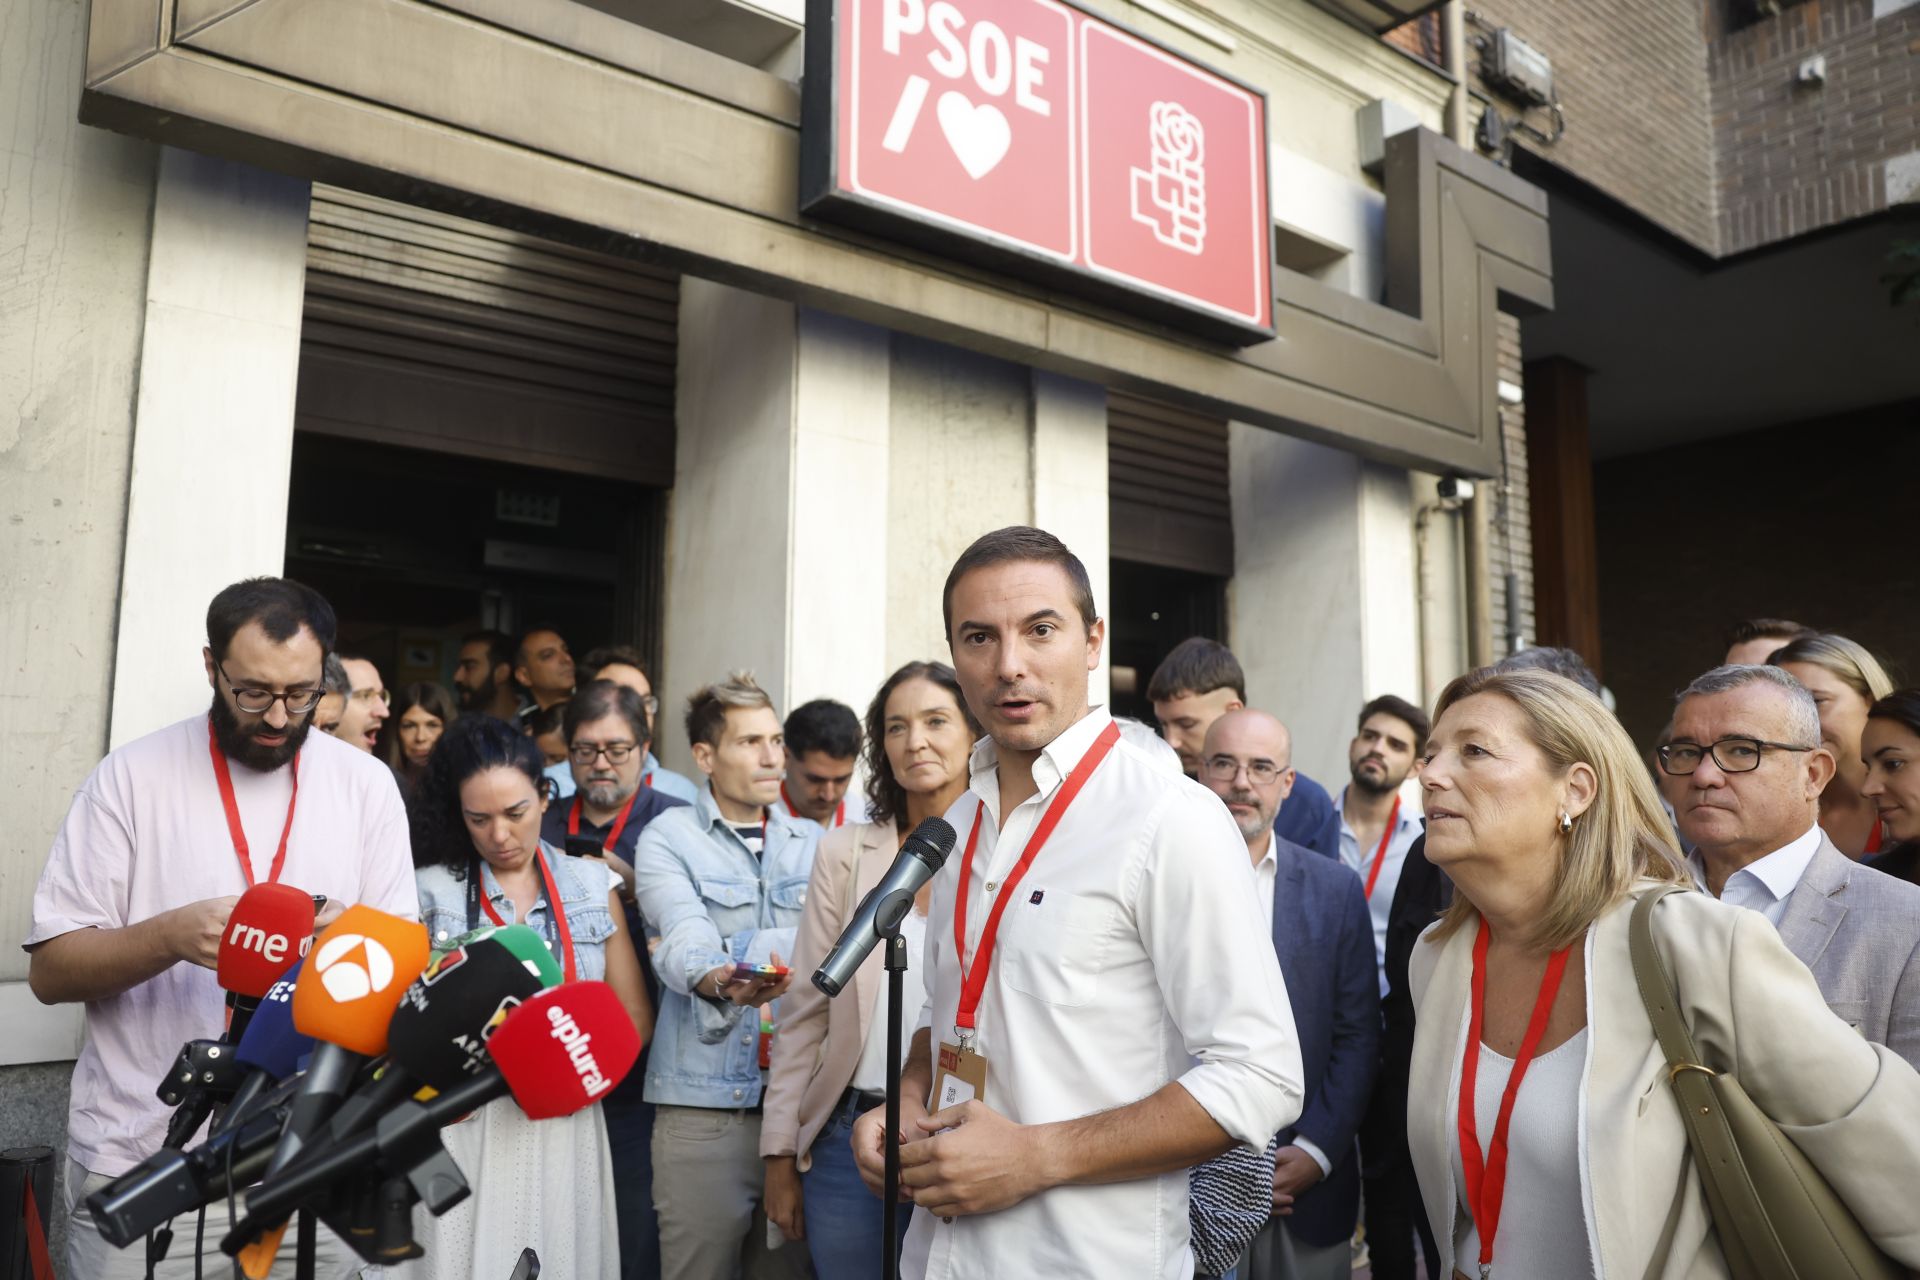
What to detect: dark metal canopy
<box><xmin>1308</xmin><ymin>0</ymin><xmax>1449</xmax><ymax>36</ymax></box>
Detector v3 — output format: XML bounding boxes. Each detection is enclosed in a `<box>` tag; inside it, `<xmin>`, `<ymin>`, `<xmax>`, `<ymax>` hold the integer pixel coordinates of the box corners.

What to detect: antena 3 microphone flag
<box><xmin>218</xmin><ymin>883</ymin><xmax>316</xmax><ymax>1000</ymax></box>
<box><xmin>292</xmin><ymin>905</ymin><xmax>430</xmax><ymax>1057</ymax></box>
<box><xmin>489</xmin><ymin>981</ymin><xmax>642</xmax><ymax>1120</ymax></box>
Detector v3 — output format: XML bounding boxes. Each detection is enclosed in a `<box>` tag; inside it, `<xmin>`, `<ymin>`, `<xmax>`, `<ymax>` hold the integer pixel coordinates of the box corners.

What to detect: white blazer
<box><xmin>1408</xmin><ymin>882</ymin><xmax>1920</xmax><ymax>1278</ymax></box>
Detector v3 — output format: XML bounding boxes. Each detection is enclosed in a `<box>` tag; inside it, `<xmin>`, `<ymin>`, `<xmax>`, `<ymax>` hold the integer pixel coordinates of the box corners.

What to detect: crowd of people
<box><xmin>22</xmin><ymin>531</ymin><xmax>1920</xmax><ymax>1280</ymax></box>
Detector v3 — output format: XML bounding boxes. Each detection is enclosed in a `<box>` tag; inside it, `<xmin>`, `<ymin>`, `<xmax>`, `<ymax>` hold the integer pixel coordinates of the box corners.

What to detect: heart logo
<box><xmin>936</xmin><ymin>91</ymin><xmax>1012</xmax><ymax>181</ymax></box>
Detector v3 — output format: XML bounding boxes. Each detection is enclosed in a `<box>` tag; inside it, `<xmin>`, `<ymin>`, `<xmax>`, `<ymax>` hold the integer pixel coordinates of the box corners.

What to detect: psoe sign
<box><xmin>801</xmin><ymin>0</ymin><xmax>1275</xmax><ymax>345</ymax></box>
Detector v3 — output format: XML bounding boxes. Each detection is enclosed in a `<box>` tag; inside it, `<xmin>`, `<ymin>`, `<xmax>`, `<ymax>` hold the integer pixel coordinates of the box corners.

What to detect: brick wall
<box><xmin>1489</xmin><ymin>312</ymin><xmax>1537</xmax><ymax>653</ymax></box>
<box><xmin>1464</xmin><ymin>0</ymin><xmax>1722</xmax><ymax>251</ymax></box>
<box><xmin>1710</xmin><ymin>0</ymin><xmax>1920</xmax><ymax>252</ymax></box>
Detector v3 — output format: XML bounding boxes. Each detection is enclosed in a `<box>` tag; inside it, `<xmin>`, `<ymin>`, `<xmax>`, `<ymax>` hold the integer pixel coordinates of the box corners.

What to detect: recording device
<box><xmin>227</xmin><ymin>981</ymin><xmax>642</xmax><ymax>1244</ymax></box>
<box><xmin>813</xmin><ymin>817</ymin><xmax>956</xmax><ymax>997</ymax></box>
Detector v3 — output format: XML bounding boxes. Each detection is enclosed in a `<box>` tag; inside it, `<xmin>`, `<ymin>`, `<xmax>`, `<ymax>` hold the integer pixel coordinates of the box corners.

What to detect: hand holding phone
<box><xmin>733</xmin><ymin>962</ymin><xmax>791</xmax><ymax>981</ymax></box>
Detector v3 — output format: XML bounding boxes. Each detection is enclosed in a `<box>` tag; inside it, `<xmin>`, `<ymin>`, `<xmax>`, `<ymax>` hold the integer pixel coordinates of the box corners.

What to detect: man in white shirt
<box><xmin>852</xmin><ymin>525</ymin><xmax>1304</xmax><ymax>1279</ymax></box>
<box><xmin>1667</xmin><ymin>663</ymin><xmax>1920</xmax><ymax>1067</ymax></box>
<box><xmin>1334</xmin><ymin>695</ymin><xmax>1428</xmax><ymax>996</ymax></box>
<box><xmin>26</xmin><ymin>577</ymin><xmax>420</xmax><ymax>1278</ymax></box>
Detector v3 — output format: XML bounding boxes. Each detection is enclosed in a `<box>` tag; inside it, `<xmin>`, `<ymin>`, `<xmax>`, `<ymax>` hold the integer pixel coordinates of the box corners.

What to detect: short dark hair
<box><xmin>206</xmin><ymin>578</ymin><xmax>337</xmax><ymax>664</ymax></box>
<box><xmin>863</xmin><ymin>662</ymin><xmax>980</xmax><ymax>829</ymax></box>
<box><xmin>564</xmin><ymin>680</ymin><xmax>650</xmax><ymax>747</ymax></box>
<box><xmin>407</xmin><ymin>715</ymin><xmax>548</xmax><ymax>876</ymax></box>
<box><xmin>526</xmin><ymin>700</ymin><xmax>569</xmax><ymax>739</ymax></box>
<box><xmin>462</xmin><ymin>629</ymin><xmax>516</xmax><ymax>674</ymax></box>
<box><xmin>1725</xmin><ymin>617</ymin><xmax>1813</xmax><ymax>652</ymax></box>
<box><xmin>685</xmin><ymin>672</ymin><xmax>774</xmax><ymax>749</ymax></box>
<box><xmin>1358</xmin><ymin>694</ymin><xmax>1431</xmax><ymax>754</ymax></box>
<box><xmin>942</xmin><ymin>526</ymin><xmax>1097</xmax><ymax>639</ymax></box>
<box><xmin>1494</xmin><ymin>646</ymin><xmax>1603</xmax><ymax>697</ymax></box>
<box><xmin>785</xmin><ymin>699</ymin><xmax>863</xmax><ymax>761</ymax></box>
<box><xmin>1146</xmin><ymin>637</ymin><xmax>1244</xmax><ymax>703</ymax></box>
<box><xmin>580</xmin><ymin>644</ymin><xmax>649</xmax><ymax>683</ymax></box>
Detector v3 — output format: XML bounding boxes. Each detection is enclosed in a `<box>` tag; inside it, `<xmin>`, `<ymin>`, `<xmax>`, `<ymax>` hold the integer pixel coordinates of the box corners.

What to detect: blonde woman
<box><xmin>1770</xmin><ymin>632</ymin><xmax>1897</xmax><ymax>857</ymax></box>
<box><xmin>1408</xmin><ymin>667</ymin><xmax>1920</xmax><ymax>1279</ymax></box>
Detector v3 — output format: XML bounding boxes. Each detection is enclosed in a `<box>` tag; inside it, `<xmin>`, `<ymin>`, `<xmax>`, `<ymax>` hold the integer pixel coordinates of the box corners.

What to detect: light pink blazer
<box><xmin>760</xmin><ymin>819</ymin><xmax>900</xmax><ymax>1169</ymax></box>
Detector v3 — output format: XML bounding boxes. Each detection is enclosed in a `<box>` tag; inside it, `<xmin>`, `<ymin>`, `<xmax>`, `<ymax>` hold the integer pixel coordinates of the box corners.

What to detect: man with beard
<box><xmin>515</xmin><ymin>625</ymin><xmax>576</xmax><ymax>724</ymax></box>
<box><xmin>1336</xmin><ymin>694</ymin><xmax>1428</xmax><ymax>994</ymax></box>
<box><xmin>331</xmin><ymin>653</ymin><xmax>390</xmax><ymax>753</ymax></box>
<box><xmin>25</xmin><ymin>577</ymin><xmax>419</xmax><ymax>1279</ymax></box>
<box><xmin>453</xmin><ymin>629</ymin><xmax>523</xmax><ymax>722</ymax></box>
<box><xmin>1199</xmin><ymin>709</ymin><xmax>1376</xmax><ymax>1280</ymax></box>
<box><xmin>541</xmin><ymin>679</ymin><xmax>687</xmax><ymax>1280</ymax></box>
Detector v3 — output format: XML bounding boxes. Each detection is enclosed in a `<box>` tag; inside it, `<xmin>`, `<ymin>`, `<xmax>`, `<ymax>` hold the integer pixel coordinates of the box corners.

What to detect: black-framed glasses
<box><xmin>570</xmin><ymin>741</ymin><xmax>638</xmax><ymax>765</ymax></box>
<box><xmin>1656</xmin><ymin>737</ymin><xmax>1817</xmax><ymax>776</ymax></box>
<box><xmin>217</xmin><ymin>661</ymin><xmax>323</xmax><ymax>715</ymax></box>
<box><xmin>1204</xmin><ymin>754</ymin><xmax>1284</xmax><ymax>786</ymax></box>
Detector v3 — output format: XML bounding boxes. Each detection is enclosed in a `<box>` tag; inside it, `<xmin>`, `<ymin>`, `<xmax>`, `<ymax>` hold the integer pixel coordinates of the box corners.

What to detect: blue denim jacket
<box><xmin>415</xmin><ymin>844</ymin><xmax>621</xmax><ymax>981</ymax></box>
<box><xmin>632</xmin><ymin>787</ymin><xmax>822</xmax><ymax>1108</ymax></box>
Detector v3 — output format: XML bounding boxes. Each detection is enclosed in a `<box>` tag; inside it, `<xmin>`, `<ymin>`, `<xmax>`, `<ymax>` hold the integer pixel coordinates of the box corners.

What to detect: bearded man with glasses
<box><xmin>24</xmin><ymin>577</ymin><xmax>419</xmax><ymax>1279</ymax></box>
<box><xmin>1667</xmin><ymin>662</ymin><xmax>1920</xmax><ymax>1068</ymax></box>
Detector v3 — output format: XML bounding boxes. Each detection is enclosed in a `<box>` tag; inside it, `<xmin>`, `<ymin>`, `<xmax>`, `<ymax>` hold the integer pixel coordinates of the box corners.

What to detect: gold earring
<box><xmin>1558</xmin><ymin>810</ymin><xmax>1573</xmax><ymax>835</ymax></box>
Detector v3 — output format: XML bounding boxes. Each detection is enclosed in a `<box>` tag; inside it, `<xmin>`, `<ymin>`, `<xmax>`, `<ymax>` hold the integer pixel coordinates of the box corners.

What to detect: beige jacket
<box><xmin>759</xmin><ymin>820</ymin><xmax>899</xmax><ymax>1169</ymax></box>
<box><xmin>1408</xmin><ymin>883</ymin><xmax>1920</xmax><ymax>1279</ymax></box>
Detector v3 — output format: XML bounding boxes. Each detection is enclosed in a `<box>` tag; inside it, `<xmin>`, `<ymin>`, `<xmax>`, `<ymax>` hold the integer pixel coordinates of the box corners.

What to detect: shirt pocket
<box><xmin>422</xmin><ymin>905</ymin><xmax>470</xmax><ymax>949</ymax></box>
<box><xmin>693</xmin><ymin>873</ymin><xmax>761</xmax><ymax>942</ymax></box>
<box><xmin>769</xmin><ymin>875</ymin><xmax>809</xmax><ymax>929</ymax></box>
<box><xmin>564</xmin><ymin>898</ymin><xmax>617</xmax><ymax>950</ymax></box>
<box><xmin>999</xmin><ymin>892</ymin><xmax>1119</xmax><ymax>1009</ymax></box>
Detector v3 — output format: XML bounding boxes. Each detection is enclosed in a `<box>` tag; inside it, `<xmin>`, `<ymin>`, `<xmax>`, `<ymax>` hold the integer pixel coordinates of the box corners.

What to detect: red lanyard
<box><xmin>568</xmin><ymin>792</ymin><xmax>637</xmax><ymax>855</ymax></box>
<box><xmin>1867</xmin><ymin>815</ymin><xmax>1884</xmax><ymax>856</ymax></box>
<box><xmin>952</xmin><ymin>721</ymin><xmax>1120</xmax><ymax>1036</ymax></box>
<box><xmin>208</xmin><ymin>720</ymin><xmax>299</xmax><ymax>888</ymax></box>
<box><xmin>1457</xmin><ymin>919</ymin><xmax>1572</xmax><ymax>1276</ymax></box>
<box><xmin>642</xmin><ymin>770</ymin><xmax>653</xmax><ymax>789</ymax></box>
<box><xmin>479</xmin><ymin>847</ymin><xmax>577</xmax><ymax>983</ymax></box>
<box><xmin>780</xmin><ymin>783</ymin><xmax>846</xmax><ymax>828</ymax></box>
<box><xmin>1362</xmin><ymin>796</ymin><xmax>1402</xmax><ymax>900</ymax></box>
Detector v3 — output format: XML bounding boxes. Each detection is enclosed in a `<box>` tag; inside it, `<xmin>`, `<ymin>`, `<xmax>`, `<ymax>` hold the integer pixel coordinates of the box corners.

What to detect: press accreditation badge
<box><xmin>934</xmin><ymin>1040</ymin><xmax>988</xmax><ymax>1110</ymax></box>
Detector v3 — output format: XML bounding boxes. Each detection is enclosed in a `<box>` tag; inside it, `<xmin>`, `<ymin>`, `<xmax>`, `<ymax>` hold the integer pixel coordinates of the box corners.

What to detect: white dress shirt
<box><xmin>1336</xmin><ymin>785</ymin><xmax>1424</xmax><ymax>995</ymax></box>
<box><xmin>1687</xmin><ymin>823</ymin><xmax>1824</xmax><ymax>927</ymax></box>
<box><xmin>903</xmin><ymin>709</ymin><xmax>1305</xmax><ymax>1280</ymax></box>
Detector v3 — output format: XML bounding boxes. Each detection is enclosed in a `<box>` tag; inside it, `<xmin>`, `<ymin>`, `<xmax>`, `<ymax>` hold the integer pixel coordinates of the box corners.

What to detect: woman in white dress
<box><xmin>404</xmin><ymin>715</ymin><xmax>652</xmax><ymax>1280</ymax></box>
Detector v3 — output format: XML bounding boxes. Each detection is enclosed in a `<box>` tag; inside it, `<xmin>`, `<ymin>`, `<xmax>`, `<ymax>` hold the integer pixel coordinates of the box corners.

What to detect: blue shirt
<box><xmin>415</xmin><ymin>843</ymin><xmax>621</xmax><ymax>980</ymax></box>
<box><xmin>632</xmin><ymin>787</ymin><xmax>823</xmax><ymax>1108</ymax></box>
<box><xmin>544</xmin><ymin>752</ymin><xmax>699</xmax><ymax>805</ymax></box>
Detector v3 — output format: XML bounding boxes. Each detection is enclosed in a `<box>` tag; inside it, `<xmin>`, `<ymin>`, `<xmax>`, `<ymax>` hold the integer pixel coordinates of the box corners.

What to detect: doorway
<box><xmin>1106</xmin><ymin>558</ymin><xmax>1229</xmax><ymax>723</ymax></box>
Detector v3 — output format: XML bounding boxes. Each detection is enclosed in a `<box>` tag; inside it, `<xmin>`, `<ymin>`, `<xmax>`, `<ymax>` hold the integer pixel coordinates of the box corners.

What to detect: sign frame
<box><xmin>800</xmin><ymin>0</ymin><xmax>1278</xmax><ymax>346</ymax></box>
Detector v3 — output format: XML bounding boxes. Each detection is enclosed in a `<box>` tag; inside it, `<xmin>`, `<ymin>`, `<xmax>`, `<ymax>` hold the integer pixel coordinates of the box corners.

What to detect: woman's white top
<box><xmin>848</xmin><ymin>907</ymin><xmax>929</xmax><ymax>1093</ymax></box>
<box><xmin>1451</xmin><ymin>1026</ymin><xmax>1596</xmax><ymax>1279</ymax></box>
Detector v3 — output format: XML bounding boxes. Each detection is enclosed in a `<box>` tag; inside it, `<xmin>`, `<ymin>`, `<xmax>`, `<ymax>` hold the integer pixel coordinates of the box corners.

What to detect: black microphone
<box><xmin>813</xmin><ymin>817</ymin><xmax>956</xmax><ymax>997</ymax></box>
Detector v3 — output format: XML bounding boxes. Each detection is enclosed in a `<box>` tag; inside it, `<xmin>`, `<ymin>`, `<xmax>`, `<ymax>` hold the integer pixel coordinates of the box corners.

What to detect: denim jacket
<box><xmin>633</xmin><ymin>787</ymin><xmax>822</xmax><ymax>1108</ymax></box>
<box><xmin>415</xmin><ymin>844</ymin><xmax>621</xmax><ymax>981</ymax></box>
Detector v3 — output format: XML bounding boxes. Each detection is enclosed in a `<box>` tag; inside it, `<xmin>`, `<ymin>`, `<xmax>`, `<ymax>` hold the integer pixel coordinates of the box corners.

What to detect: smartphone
<box><xmin>732</xmin><ymin>962</ymin><xmax>790</xmax><ymax>981</ymax></box>
<box><xmin>564</xmin><ymin>836</ymin><xmax>605</xmax><ymax>860</ymax></box>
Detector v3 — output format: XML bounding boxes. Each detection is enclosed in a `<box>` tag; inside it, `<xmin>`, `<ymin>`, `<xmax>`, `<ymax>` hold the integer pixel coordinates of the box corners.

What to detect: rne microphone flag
<box><xmin>488</xmin><ymin>981</ymin><xmax>642</xmax><ymax>1120</ymax></box>
<box><xmin>291</xmin><ymin>905</ymin><xmax>430</xmax><ymax>1057</ymax></box>
<box><xmin>217</xmin><ymin>883</ymin><xmax>316</xmax><ymax>1000</ymax></box>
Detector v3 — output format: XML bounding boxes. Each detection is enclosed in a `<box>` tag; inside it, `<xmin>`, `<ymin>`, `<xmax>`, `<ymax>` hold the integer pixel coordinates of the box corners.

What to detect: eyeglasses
<box><xmin>1656</xmin><ymin>737</ymin><xmax>1818</xmax><ymax>776</ymax></box>
<box><xmin>570</xmin><ymin>741</ymin><xmax>638</xmax><ymax>765</ymax></box>
<box><xmin>1204</xmin><ymin>755</ymin><xmax>1284</xmax><ymax>786</ymax></box>
<box><xmin>349</xmin><ymin>687</ymin><xmax>390</xmax><ymax>706</ymax></box>
<box><xmin>218</xmin><ymin>661</ymin><xmax>324</xmax><ymax>715</ymax></box>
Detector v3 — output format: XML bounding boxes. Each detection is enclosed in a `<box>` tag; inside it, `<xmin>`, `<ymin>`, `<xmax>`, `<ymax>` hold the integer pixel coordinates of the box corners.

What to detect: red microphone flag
<box><xmin>216</xmin><ymin>883</ymin><xmax>316</xmax><ymax>999</ymax></box>
<box><xmin>291</xmin><ymin>905</ymin><xmax>430</xmax><ymax>1056</ymax></box>
<box><xmin>487</xmin><ymin>982</ymin><xmax>642</xmax><ymax>1120</ymax></box>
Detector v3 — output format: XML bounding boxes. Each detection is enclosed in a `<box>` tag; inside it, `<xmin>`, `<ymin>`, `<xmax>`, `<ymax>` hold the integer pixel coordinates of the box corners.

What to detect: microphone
<box><xmin>269</xmin><ymin>906</ymin><xmax>429</xmax><ymax>1174</ymax></box>
<box><xmin>217</xmin><ymin>883</ymin><xmax>316</xmax><ymax>1044</ymax></box>
<box><xmin>216</xmin><ymin>961</ymin><xmax>315</xmax><ymax>1135</ymax></box>
<box><xmin>230</xmin><ymin>982</ymin><xmax>641</xmax><ymax>1239</ymax></box>
<box><xmin>813</xmin><ymin>817</ymin><xmax>956</xmax><ymax>997</ymax></box>
<box><xmin>463</xmin><ymin>922</ymin><xmax>566</xmax><ymax>989</ymax></box>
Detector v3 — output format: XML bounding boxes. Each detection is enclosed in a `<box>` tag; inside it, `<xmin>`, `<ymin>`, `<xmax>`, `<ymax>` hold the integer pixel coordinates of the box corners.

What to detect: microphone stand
<box><xmin>881</xmin><ymin>926</ymin><xmax>907</xmax><ymax>1280</ymax></box>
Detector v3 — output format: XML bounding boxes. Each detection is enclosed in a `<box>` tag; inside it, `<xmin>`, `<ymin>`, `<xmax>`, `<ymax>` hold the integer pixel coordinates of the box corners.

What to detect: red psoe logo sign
<box><xmin>803</xmin><ymin>0</ymin><xmax>1274</xmax><ymax>344</ymax></box>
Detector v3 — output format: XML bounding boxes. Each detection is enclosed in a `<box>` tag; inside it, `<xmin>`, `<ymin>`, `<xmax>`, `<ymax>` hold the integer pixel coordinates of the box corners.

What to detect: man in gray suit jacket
<box><xmin>1667</xmin><ymin>663</ymin><xmax>1920</xmax><ymax>1067</ymax></box>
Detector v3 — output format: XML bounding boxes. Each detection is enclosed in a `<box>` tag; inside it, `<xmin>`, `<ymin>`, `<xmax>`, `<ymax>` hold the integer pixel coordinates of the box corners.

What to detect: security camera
<box><xmin>1437</xmin><ymin>476</ymin><xmax>1477</xmax><ymax>502</ymax></box>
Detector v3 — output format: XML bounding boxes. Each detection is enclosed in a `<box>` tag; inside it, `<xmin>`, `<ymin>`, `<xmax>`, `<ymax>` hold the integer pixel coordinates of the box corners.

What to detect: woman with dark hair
<box><xmin>1862</xmin><ymin>688</ymin><xmax>1920</xmax><ymax>885</ymax></box>
<box><xmin>383</xmin><ymin>681</ymin><xmax>458</xmax><ymax>795</ymax></box>
<box><xmin>760</xmin><ymin>661</ymin><xmax>979</xmax><ymax>1277</ymax></box>
<box><xmin>402</xmin><ymin>715</ymin><xmax>650</xmax><ymax>1280</ymax></box>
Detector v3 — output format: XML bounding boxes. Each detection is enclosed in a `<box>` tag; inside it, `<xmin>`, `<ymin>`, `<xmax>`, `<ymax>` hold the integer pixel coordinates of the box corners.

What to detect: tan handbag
<box><xmin>1629</xmin><ymin>886</ymin><xmax>1907</xmax><ymax>1280</ymax></box>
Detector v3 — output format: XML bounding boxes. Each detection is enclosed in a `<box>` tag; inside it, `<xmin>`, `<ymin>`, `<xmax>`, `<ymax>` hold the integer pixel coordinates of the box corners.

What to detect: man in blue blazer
<box><xmin>1201</xmin><ymin>710</ymin><xmax>1380</xmax><ymax>1280</ymax></box>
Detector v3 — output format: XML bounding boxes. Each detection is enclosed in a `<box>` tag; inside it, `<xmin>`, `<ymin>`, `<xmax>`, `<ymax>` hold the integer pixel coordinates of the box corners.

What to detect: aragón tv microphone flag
<box><xmin>216</xmin><ymin>882</ymin><xmax>317</xmax><ymax>1043</ymax></box>
<box><xmin>229</xmin><ymin>981</ymin><xmax>642</xmax><ymax>1239</ymax></box>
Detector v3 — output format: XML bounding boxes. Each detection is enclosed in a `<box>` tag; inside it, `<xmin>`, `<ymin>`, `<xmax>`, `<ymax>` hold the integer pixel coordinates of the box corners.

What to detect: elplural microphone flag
<box><xmin>814</xmin><ymin>817</ymin><xmax>956</xmax><ymax>997</ymax></box>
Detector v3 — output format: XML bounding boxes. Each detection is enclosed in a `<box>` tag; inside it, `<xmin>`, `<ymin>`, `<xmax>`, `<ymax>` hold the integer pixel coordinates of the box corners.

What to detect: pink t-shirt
<box><xmin>25</xmin><ymin>715</ymin><xmax>420</xmax><ymax>1176</ymax></box>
